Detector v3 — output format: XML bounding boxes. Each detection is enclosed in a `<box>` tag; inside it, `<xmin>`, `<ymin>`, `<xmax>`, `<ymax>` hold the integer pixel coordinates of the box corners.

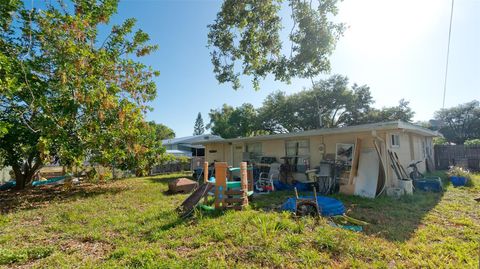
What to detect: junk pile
<box><xmin>387</xmin><ymin>150</ymin><xmax>443</xmax><ymax>194</ymax></box>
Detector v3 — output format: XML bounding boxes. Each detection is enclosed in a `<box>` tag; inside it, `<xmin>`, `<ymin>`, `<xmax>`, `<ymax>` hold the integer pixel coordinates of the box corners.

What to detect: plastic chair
<box><xmin>256</xmin><ymin>163</ymin><xmax>280</xmax><ymax>192</ymax></box>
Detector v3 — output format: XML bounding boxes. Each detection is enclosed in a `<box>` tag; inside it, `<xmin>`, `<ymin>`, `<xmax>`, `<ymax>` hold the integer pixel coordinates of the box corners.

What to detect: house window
<box><xmin>391</xmin><ymin>134</ymin><xmax>400</xmax><ymax>148</ymax></box>
<box><xmin>246</xmin><ymin>143</ymin><xmax>262</xmax><ymax>161</ymax></box>
<box><xmin>285</xmin><ymin>140</ymin><xmax>310</xmax><ymax>173</ymax></box>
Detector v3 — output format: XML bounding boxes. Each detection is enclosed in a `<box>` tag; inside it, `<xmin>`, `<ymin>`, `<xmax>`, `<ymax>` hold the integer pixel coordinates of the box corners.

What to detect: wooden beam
<box><xmin>348</xmin><ymin>138</ymin><xmax>362</xmax><ymax>185</ymax></box>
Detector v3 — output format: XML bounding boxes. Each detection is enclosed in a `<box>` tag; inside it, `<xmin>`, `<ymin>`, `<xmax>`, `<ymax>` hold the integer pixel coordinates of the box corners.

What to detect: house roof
<box><xmin>166</xmin><ymin>149</ymin><xmax>193</xmax><ymax>157</ymax></box>
<box><xmin>194</xmin><ymin>121</ymin><xmax>440</xmax><ymax>144</ymax></box>
<box><xmin>162</xmin><ymin>134</ymin><xmax>223</xmax><ymax>146</ymax></box>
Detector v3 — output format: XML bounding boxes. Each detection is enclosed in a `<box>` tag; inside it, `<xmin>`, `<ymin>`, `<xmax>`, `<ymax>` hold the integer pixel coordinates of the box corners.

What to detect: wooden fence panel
<box><xmin>434</xmin><ymin>145</ymin><xmax>480</xmax><ymax>171</ymax></box>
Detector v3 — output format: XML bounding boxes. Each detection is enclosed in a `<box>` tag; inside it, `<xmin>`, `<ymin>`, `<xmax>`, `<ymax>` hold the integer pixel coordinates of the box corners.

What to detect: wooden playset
<box><xmin>177</xmin><ymin>161</ymin><xmax>254</xmax><ymax>217</ymax></box>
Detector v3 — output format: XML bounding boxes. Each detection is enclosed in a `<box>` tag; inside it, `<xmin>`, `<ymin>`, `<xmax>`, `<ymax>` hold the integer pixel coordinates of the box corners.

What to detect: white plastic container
<box><xmin>398</xmin><ymin>179</ymin><xmax>413</xmax><ymax>195</ymax></box>
<box><xmin>386</xmin><ymin>187</ymin><xmax>404</xmax><ymax>198</ymax></box>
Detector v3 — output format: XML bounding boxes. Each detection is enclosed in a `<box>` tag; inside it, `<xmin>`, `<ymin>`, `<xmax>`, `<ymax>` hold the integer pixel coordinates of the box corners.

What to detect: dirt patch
<box><xmin>60</xmin><ymin>239</ymin><xmax>113</xmax><ymax>261</ymax></box>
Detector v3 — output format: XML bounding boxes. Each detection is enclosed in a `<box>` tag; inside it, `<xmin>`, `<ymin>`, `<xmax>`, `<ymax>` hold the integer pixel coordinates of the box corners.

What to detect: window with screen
<box><xmin>285</xmin><ymin>140</ymin><xmax>310</xmax><ymax>173</ymax></box>
<box><xmin>246</xmin><ymin>143</ymin><xmax>262</xmax><ymax>161</ymax></box>
<box><xmin>391</xmin><ymin>134</ymin><xmax>400</xmax><ymax>148</ymax></box>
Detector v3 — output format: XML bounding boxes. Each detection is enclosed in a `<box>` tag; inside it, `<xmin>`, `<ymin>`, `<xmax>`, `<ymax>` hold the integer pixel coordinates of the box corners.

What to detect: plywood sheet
<box><xmin>354</xmin><ymin>148</ymin><xmax>380</xmax><ymax>198</ymax></box>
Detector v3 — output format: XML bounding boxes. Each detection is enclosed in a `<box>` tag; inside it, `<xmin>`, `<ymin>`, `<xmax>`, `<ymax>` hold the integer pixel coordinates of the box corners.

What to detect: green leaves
<box><xmin>193</xmin><ymin>112</ymin><xmax>205</xmax><ymax>136</ymax></box>
<box><xmin>207</xmin><ymin>75</ymin><xmax>415</xmax><ymax>136</ymax></box>
<box><xmin>0</xmin><ymin>0</ymin><xmax>163</xmax><ymax>187</ymax></box>
<box><xmin>208</xmin><ymin>103</ymin><xmax>260</xmax><ymax>138</ymax></box>
<box><xmin>434</xmin><ymin>101</ymin><xmax>480</xmax><ymax>144</ymax></box>
<box><xmin>208</xmin><ymin>0</ymin><xmax>344</xmax><ymax>90</ymax></box>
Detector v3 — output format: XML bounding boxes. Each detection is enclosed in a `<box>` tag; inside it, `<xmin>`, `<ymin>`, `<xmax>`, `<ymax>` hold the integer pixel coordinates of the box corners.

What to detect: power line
<box><xmin>442</xmin><ymin>0</ymin><xmax>455</xmax><ymax>109</ymax></box>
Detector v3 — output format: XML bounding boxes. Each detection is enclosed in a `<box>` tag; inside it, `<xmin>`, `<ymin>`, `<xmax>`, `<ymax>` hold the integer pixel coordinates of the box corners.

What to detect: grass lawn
<box><xmin>0</xmin><ymin>172</ymin><xmax>479</xmax><ymax>268</ymax></box>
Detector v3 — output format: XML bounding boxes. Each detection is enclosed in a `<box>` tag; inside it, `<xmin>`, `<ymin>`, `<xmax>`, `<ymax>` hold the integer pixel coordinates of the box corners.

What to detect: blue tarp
<box><xmin>281</xmin><ymin>196</ymin><xmax>345</xmax><ymax>216</ymax></box>
<box><xmin>0</xmin><ymin>181</ymin><xmax>16</xmax><ymax>191</ymax></box>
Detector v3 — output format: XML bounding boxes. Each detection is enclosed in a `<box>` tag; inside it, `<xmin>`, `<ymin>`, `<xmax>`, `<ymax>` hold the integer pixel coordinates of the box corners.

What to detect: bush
<box><xmin>464</xmin><ymin>139</ymin><xmax>480</xmax><ymax>146</ymax></box>
<box><xmin>433</xmin><ymin>137</ymin><xmax>448</xmax><ymax>145</ymax></box>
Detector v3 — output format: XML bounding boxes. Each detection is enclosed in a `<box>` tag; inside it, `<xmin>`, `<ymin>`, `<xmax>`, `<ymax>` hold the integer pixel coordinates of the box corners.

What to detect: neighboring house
<box><xmin>162</xmin><ymin>134</ymin><xmax>223</xmax><ymax>157</ymax></box>
<box><xmin>196</xmin><ymin>121</ymin><xmax>440</xmax><ymax>198</ymax></box>
<box><xmin>152</xmin><ymin>134</ymin><xmax>223</xmax><ymax>174</ymax></box>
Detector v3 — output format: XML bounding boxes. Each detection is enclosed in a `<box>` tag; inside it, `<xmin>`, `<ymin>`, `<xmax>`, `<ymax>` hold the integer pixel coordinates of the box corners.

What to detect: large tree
<box><xmin>258</xmin><ymin>75</ymin><xmax>374</xmax><ymax>132</ymax></box>
<box><xmin>434</xmin><ymin>100</ymin><xmax>480</xmax><ymax>144</ymax></box>
<box><xmin>149</xmin><ymin>121</ymin><xmax>175</xmax><ymax>140</ymax></box>
<box><xmin>0</xmin><ymin>0</ymin><xmax>160</xmax><ymax>188</ymax></box>
<box><xmin>208</xmin><ymin>75</ymin><xmax>415</xmax><ymax>136</ymax></box>
<box><xmin>360</xmin><ymin>99</ymin><xmax>415</xmax><ymax>124</ymax></box>
<box><xmin>207</xmin><ymin>103</ymin><xmax>262</xmax><ymax>138</ymax></box>
<box><xmin>193</xmin><ymin>112</ymin><xmax>205</xmax><ymax>135</ymax></box>
<box><xmin>208</xmin><ymin>0</ymin><xmax>344</xmax><ymax>90</ymax></box>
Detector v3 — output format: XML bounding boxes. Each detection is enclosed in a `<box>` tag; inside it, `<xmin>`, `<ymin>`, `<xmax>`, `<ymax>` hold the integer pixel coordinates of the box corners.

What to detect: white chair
<box><xmin>256</xmin><ymin>163</ymin><xmax>280</xmax><ymax>192</ymax></box>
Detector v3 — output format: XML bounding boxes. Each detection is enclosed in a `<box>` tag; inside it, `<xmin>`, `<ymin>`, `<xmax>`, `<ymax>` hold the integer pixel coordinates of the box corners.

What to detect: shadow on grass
<box><xmin>143</xmin><ymin>206</ymin><xmax>226</xmax><ymax>242</ymax></box>
<box><xmin>249</xmin><ymin>186</ymin><xmax>445</xmax><ymax>242</ymax></box>
<box><xmin>0</xmin><ymin>182</ymin><xmax>128</xmax><ymax>214</ymax></box>
<box><xmin>333</xmin><ymin>190</ymin><xmax>444</xmax><ymax>242</ymax></box>
<box><xmin>145</xmin><ymin>172</ymin><xmax>194</xmax><ymax>185</ymax></box>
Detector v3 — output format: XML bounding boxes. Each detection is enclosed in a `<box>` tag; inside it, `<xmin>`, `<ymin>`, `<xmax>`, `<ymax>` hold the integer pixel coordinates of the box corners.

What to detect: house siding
<box><xmin>203</xmin><ymin>127</ymin><xmax>434</xmax><ymax>194</ymax></box>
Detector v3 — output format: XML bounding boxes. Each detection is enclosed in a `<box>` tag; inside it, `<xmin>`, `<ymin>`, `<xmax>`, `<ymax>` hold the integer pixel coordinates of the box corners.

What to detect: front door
<box><xmin>233</xmin><ymin>144</ymin><xmax>244</xmax><ymax>167</ymax></box>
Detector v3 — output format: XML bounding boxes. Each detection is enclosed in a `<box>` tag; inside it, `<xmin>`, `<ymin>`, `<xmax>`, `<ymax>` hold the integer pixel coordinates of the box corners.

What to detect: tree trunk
<box><xmin>12</xmin><ymin>160</ymin><xmax>42</xmax><ymax>190</ymax></box>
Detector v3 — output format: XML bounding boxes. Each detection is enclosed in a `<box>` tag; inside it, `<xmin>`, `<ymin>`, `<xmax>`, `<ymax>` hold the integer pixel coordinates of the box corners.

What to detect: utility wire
<box><xmin>442</xmin><ymin>0</ymin><xmax>455</xmax><ymax>109</ymax></box>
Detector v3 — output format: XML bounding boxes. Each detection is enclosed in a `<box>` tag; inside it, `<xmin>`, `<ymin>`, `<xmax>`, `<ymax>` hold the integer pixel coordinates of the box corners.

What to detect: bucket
<box><xmin>450</xmin><ymin>176</ymin><xmax>467</xmax><ymax>187</ymax></box>
<box><xmin>386</xmin><ymin>187</ymin><xmax>404</xmax><ymax>198</ymax></box>
<box><xmin>398</xmin><ymin>179</ymin><xmax>413</xmax><ymax>195</ymax></box>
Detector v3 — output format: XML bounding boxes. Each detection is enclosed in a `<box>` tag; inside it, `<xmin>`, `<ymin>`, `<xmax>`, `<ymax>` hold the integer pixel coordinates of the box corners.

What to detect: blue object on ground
<box><xmin>413</xmin><ymin>177</ymin><xmax>443</xmax><ymax>192</ymax></box>
<box><xmin>450</xmin><ymin>176</ymin><xmax>467</xmax><ymax>187</ymax></box>
<box><xmin>0</xmin><ymin>181</ymin><xmax>16</xmax><ymax>191</ymax></box>
<box><xmin>338</xmin><ymin>225</ymin><xmax>363</xmax><ymax>232</ymax></box>
<box><xmin>281</xmin><ymin>196</ymin><xmax>345</xmax><ymax>216</ymax></box>
<box><xmin>31</xmin><ymin>176</ymin><xmax>66</xmax><ymax>187</ymax></box>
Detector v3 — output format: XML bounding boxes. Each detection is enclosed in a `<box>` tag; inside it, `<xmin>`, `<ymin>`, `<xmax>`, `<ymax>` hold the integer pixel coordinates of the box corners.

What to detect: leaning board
<box><xmin>354</xmin><ymin>148</ymin><xmax>380</xmax><ymax>198</ymax></box>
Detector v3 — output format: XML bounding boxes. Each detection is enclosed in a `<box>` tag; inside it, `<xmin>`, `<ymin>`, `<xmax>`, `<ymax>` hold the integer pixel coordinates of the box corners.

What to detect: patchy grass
<box><xmin>0</xmin><ymin>172</ymin><xmax>479</xmax><ymax>268</ymax></box>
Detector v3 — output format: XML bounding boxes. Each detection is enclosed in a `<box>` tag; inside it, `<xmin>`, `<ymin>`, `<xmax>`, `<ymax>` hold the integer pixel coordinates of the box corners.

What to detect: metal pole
<box><xmin>442</xmin><ymin>0</ymin><xmax>455</xmax><ymax>109</ymax></box>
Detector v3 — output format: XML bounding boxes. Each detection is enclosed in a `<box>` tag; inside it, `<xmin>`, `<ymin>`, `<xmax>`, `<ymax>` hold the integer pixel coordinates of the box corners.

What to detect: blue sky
<box><xmin>31</xmin><ymin>0</ymin><xmax>480</xmax><ymax>137</ymax></box>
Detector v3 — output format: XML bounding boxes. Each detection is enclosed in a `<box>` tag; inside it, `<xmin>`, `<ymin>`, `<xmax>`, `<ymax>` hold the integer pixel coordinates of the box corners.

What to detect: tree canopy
<box><xmin>193</xmin><ymin>112</ymin><xmax>205</xmax><ymax>135</ymax></box>
<box><xmin>207</xmin><ymin>103</ymin><xmax>264</xmax><ymax>138</ymax></box>
<box><xmin>207</xmin><ymin>75</ymin><xmax>415</xmax><ymax>137</ymax></box>
<box><xmin>208</xmin><ymin>0</ymin><xmax>344</xmax><ymax>90</ymax></box>
<box><xmin>150</xmin><ymin>121</ymin><xmax>175</xmax><ymax>140</ymax></box>
<box><xmin>433</xmin><ymin>100</ymin><xmax>480</xmax><ymax>144</ymax></box>
<box><xmin>0</xmin><ymin>0</ymin><xmax>162</xmax><ymax>188</ymax></box>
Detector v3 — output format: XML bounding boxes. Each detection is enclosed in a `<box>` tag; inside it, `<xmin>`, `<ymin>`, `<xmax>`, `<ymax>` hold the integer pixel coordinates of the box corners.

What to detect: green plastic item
<box><xmin>227</xmin><ymin>181</ymin><xmax>241</xmax><ymax>189</ymax></box>
<box><xmin>338</xmin><ymin>225</ymin><xmax>363</xmax><ymax>232</ymax></box>
<box><xmin>199</xmin><ymin>205</ymin><xmax>215</xmax><ymax>212</ymax></box>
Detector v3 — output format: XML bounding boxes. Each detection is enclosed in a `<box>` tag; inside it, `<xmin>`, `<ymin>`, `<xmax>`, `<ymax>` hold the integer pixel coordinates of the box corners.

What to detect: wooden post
<box><xmin>203</xmin><ymin>162</ymin><xmax>209</xmax><ymax>204</ymax></box>
<box><xmin>240</xmin><ymin>162</ymin><xmax>249</xmax><ymax>207</ymax></box>
<box><xmin>247</xmin><ymin>165</ymin><xmax>254</xmax><ymax>192</ymax></box>
<box><xmin>214</xmin><ymin>162</ymin><xmax>228</xmax><ymax>209</ymax></box>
